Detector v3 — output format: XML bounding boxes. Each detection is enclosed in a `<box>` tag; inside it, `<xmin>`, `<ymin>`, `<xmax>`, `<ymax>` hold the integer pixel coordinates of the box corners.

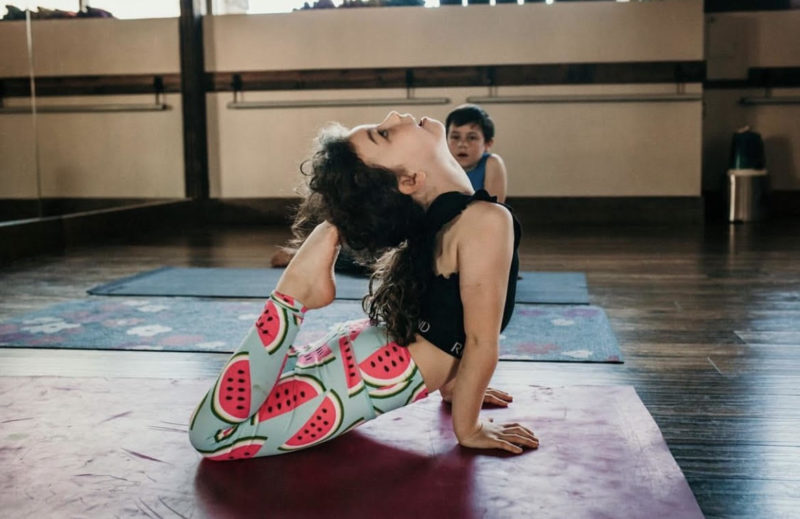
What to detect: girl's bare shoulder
<box><xmin>450</xmin><ymin>201</ymin><xmax>512</xmax><ymax>245</ymax></box>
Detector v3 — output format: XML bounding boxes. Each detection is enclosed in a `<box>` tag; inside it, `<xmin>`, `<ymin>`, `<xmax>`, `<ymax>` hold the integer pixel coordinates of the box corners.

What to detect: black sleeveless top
<box><xmin>416</xmin><ymin>189</ymin><xmax>521</xmax><ymax>358</ymax></box>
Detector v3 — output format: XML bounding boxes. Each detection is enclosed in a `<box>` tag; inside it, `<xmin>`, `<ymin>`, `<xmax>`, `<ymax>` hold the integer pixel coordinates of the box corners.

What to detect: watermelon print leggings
<box><xmin>188</xmin><ymin>291</ymin><xmax>429</xmax><ymax>460</ymax></box>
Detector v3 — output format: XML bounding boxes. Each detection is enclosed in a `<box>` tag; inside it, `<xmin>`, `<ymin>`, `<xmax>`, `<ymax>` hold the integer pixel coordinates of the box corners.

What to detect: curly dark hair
<box><xmin>292</xmin><ymin>123</ymin><xmax>429</xmax><ymax>345</ymax></box>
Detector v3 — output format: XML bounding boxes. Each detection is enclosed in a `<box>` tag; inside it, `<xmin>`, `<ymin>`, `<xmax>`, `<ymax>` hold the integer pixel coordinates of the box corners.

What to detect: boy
<box><xmin>445</xmin><ymin>104</ymin><xmax>508</xmax><ymax>203</ymax></box>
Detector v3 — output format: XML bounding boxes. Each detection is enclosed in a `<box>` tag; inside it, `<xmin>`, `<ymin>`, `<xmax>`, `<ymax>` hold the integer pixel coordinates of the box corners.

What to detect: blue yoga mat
<box><xmin>0</xmin><ymin>298</ymin><xmax>621</xmax><ymax>363</ymax></box>
<box><xmin>87</xmin><ymin>267</ymin><xmax>590</xmax><ymax>305</ymax></box>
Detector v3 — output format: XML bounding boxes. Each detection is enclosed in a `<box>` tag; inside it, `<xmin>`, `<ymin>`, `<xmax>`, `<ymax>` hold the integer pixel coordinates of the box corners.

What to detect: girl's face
<box><xmin>349</xmin><ymin>111</ymin><xmax>447</xmax><ymax>174</ymax></box>
<box><xmin>447</xmin><ymin>122</ymin><xmax>491</xmax><ymax>171</ymax></box>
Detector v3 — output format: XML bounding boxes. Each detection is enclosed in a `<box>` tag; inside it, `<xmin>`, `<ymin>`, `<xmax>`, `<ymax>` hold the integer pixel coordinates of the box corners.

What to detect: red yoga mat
<box><xmin>0</xmin><ymin>378</ymin><xmax>701</xmax><ymax>518</ymax></box>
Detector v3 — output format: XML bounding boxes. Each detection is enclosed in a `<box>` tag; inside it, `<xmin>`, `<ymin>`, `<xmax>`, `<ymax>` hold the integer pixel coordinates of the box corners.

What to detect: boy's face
<box><xmin>447</xmin><ymin>122</ymin><xmax>492</xmax><ymax>171</ymax></box>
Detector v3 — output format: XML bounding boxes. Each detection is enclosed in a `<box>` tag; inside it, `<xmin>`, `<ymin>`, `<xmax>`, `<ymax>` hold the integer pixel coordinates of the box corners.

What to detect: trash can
<box><xmin>727</xmin><ymin>126</ymin><xmax>768</xmax><ymax>222</ymax></box>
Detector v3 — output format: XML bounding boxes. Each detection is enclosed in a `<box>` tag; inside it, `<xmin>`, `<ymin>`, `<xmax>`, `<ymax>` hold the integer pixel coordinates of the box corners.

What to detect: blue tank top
<box><xmin>466</xmin><ymin>153</ymin><xmax>491</xmax><ymax>190</ymax></box>
<box><xmin>416</xmin><ymin>190</ymin><xmax>521</xmax><ymax>359</ymax></box>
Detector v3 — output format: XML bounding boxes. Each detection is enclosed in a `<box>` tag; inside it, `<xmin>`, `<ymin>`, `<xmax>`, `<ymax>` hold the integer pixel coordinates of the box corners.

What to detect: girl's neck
<box><xmin>414</xmin><ymin>158</ymin><xmax>474</xmax><ymax>210</ymax></box>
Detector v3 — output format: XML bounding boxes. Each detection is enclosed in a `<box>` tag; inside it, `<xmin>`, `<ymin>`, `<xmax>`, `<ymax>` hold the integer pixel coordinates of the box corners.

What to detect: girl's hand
<box><xmin>483</xmin><ymin>387</ymin><xmax>513</xmax><ymax>407</ymax></box>
<box><xmin>440</xmin><ymin>385</ymin><xmax>513</xmax><ymax>407</ymax></box>
<box><xmin>458</xmin><ymin>418</ymin><xmax>539</xmax><ymax>454</ymax></box>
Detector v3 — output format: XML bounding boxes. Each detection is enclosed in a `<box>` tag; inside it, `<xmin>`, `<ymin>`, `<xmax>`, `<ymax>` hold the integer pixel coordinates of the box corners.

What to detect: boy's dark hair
<box><xmin>445</xmin><ymin>104</ymin><xmax>495</xmax><ymax>141</ymax></box>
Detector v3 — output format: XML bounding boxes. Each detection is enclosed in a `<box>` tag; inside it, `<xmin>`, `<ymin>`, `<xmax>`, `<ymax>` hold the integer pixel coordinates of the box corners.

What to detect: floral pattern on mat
<box><xmin>0</xmin><ymin>298</ymin><xmax>622</xmax><ymax>362</ymax></box>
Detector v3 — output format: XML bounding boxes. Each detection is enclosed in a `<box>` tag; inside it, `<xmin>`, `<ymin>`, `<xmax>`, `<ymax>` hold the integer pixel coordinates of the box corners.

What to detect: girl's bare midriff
<box><xmin>406</xmin><ymin>336</ymin><xmax>459</xmax><ymax>393</ymax></box>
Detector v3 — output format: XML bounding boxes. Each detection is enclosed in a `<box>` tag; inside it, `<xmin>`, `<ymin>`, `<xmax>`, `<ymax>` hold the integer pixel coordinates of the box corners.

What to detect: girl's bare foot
<box><xmin>275</xmin><ymin>222</ymin><xmax>340</xmax><ymax>310</ymax></box>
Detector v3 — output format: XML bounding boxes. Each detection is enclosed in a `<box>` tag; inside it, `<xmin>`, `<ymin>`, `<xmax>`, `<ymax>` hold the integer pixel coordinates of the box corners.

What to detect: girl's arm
<box><xmin>449</xmin><ymin>203</ymin><xmax>537</xmax><ymax>454</ymax></box>
<box><xmin>484</xmin><ymin>155</ymin><xmax>508</xmax><ymax>204</ymax></box>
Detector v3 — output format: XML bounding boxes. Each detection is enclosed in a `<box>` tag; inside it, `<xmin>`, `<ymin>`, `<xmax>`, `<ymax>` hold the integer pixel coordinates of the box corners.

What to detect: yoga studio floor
<box><xmin>2</xmin><ymin>220</ymin><xmax>799</xmax><ymax>518</ymax></box>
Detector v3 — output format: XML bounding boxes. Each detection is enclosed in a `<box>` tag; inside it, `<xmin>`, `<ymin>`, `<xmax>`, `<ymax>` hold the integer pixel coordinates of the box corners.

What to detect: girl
<box><xmin>188</xmin><ymin>112</ymin><xmax>538</xmax><ymax>460</ymax></box>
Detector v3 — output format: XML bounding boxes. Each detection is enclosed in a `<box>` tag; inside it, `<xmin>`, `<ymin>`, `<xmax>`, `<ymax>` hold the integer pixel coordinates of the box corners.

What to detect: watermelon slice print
<box><xmin>274</xmin><ymin>292</ymin><xmax>297</xmax><ymax>307</ymax></box>
<box><xmin>338</xmin><ymin>336</ymin><xmax>365</xmax><ymax>396</ymax></box>
<box><xmin>256</xmin><ymin>299</ymin><xmax>288</xmax><ymax>354</ymax></box>
<box><xmin>296</xmin><ymin>343</ymin><xmax>336</xmax><ymax>369</ymax></box>
<box><xmin>359</xmin><ymin>342</ymin><xmax>415</xmax><ymax>387</ymax></box>
<box><xmin>211</xmin><ymin>352</ymin><xmax>252</xmax><ymax>423</ymax></box>
<box><xmin>252</xmin><ymin>373</ymin><xmax>324</xmax><ymax>424</ymax></box>
<box><xmin>406</xmin><ymin>380</ymin><xmax>430</xmax><ymax>404</ymax></box>
<box><xmin>342</xmin><ymin>417</ymin><xmax>367</xmax><ymax>434</ymax></box>
<box><xmin>189</xmin><ymin>393</ymin><xmax>208</xmax><ymax>431</ymax></box>
<box><xmin>202</xmin><ymin>436</ymin><xmax>267</xmax><ymax>461</ymax></box>
<box><xmin>280</xmin><ymin>390</ymin><xmax>343</xmax><ymax>451</ymax></box>
<box><xmin>214</xmin><ymin>426</ymin><xmax>236</xmax><ymax>442</ymax></box>
<box><xmin>347</xmin><ymin>319</ymin><xmax>370</xmax><ymax>341</ymax></box>
<box><xmin>368</xmin><ymin>379</ymin><xmax>411</xmax><ymax>399</ymax></box>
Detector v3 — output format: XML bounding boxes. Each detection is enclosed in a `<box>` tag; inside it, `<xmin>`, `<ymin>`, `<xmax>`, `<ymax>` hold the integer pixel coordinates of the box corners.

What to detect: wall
<box><xmin>0</xmin><ymin>18</ymin><xmax>184</xmax><ymax>199</ymax></box>
<box><xmin>205</xmin><ymin>1</ymin><xmax>701</xmax><ymax>71</ymax></box>
<box><xmin>207</xmin><ymin>83</ymin><xmax>703</xmax><ymax>198</ymax></box>
<box><xmin>1</xmin><ymin>2</ymin><xmax>707</xmax><ymax>201</ymax></box>
<box><xmin>205</xmin><ymin>1</ymin><xmax>704</xmax><ymax>198</ymax></box>
<box><xmin>704</xmin><ymin>10</ymin><xmax>800</xmax><ymax>192</ymax></box>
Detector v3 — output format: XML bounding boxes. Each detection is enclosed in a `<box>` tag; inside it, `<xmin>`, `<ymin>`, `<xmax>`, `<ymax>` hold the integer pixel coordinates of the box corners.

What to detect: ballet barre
<box><xmin>740</xmin><ymin>96</ymin><xmax>800</xmax><ymax>106</ymax></box>
<box><xmin>466</xmin><ymin>93</ymin><xmax>702</xmax><ymax>104</ymax></box>
<box><xmin>227</xmin><ymin>71</ymin><xmax>449</xmax><ymax>109</ymax></box>
<box><xmin>0</xmin><ymin>76</ymin><xmax>170</xmax><ymax>114</ymax></box>
<box><xmin>0</xmin><ymin>103</ymin><xmax>169</xmax><ymax>114</ymax></box>
<box><xmin>227</xmin><ymin>92</ymin><xmax>450</xmax><ymax>110</ymax></box>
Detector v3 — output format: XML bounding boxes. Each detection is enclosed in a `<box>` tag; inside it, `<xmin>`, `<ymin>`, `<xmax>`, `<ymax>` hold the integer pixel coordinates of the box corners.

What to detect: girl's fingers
<box><xmin>503</xmin><ymin>433</ymin><xmax>539</xmax><ymax>448</ymax></box>
<box><xmin>496</xmin><ymin>438</ymin><xmax>523</xmax><ymax>454</ymax></box>
<box><xmin>485</xmin><ymin>395</ymin><xmax>509</xmax><ymax>407</ymax></box>
<box><xmin>486</xmin><ymin>388</ymin><xmax>513</xmax><ymax>402</ymax></box>
<box><xmin>502</xmin><ymin>423</ymin><xmax>534</xmax><ymax>435</ymax></box>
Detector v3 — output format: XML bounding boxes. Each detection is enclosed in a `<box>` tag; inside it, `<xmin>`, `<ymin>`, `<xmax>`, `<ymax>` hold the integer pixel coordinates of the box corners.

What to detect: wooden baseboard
<box><xmin>206</xmin><ymin>197</ymin><xmax>706</xmax><ymax>226</ymax></box>
<box><xmin>704</xmin><ymin>190</ymin><xmax>800</xmax><ymax>222</ymax></box>
<box><xmin>0</xmin><ymin>198</ymin><xmax>165</xmax><ymax>223</ymax></box>
<box><xmin>770</xmin><ymin>191</ymin><xmax>800</xmax><ymax>217</ymax></box>
<box><xmin>0</xmin><ymin>199</ymin><xmax>39</xmax><ymax>222</ymax></box>
<box><xmin>0</xmin><ymin>200</ymin><xmax>195</xmax><ymax>264</ymax></box>
<box><xmin>506</xmin><ymin>196</ymin><xmax>704</xmax><ymax>225</ymax></box>
<box><xmin>3</xmin><ymin>193</ymin><xmax>794</xmax><ymax>264</ymax></box>
<box><xmin>201</xmin><ymin>198</ymin><xmax>299</xmax><ymax>225</ymax></box>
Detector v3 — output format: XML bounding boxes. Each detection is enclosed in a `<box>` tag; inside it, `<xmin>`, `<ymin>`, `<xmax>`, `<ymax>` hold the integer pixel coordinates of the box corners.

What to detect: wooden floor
<box><xmin>2</xmin><ymin>219</ymin><xmax>799</xmax><ymax>519</ymax></box>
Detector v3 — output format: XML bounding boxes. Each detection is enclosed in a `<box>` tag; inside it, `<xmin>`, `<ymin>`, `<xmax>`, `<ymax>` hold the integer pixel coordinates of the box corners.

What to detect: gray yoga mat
<box><xmin>87</xmin><ymin>267</ymin><xmax>590</xmax><ymax>305</ymax></box>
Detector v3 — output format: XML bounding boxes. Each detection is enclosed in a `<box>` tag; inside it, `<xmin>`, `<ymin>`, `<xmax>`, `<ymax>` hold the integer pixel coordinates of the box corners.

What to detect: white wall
<box><xmin>206</xmin><ymin>0</ymin><xmax>704</xmax><ymax>198</ymax></box>
<box><xmin>0</xmin><ymin>18</ymin><xmax>184</xmax><ymax>199</ymax></box>
<box><xmin>704</xmin><ymin>11</ymin><xmax>800</xmax><ymax>191</ymax></box>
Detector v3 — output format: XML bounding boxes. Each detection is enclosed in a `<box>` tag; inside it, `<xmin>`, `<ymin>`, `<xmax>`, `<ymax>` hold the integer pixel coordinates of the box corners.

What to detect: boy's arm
<box><xmin>484</xmin><ymin>154</ymin><xmax>508</xmax><ymax>203</ymax></box>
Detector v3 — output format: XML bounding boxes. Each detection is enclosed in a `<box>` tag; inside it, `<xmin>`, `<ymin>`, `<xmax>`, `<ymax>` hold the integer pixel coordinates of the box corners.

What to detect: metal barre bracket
<box><xmin>740</xmin><ymin>90</ymin><xmax>800</xmax><ymax>106</ymax></box>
